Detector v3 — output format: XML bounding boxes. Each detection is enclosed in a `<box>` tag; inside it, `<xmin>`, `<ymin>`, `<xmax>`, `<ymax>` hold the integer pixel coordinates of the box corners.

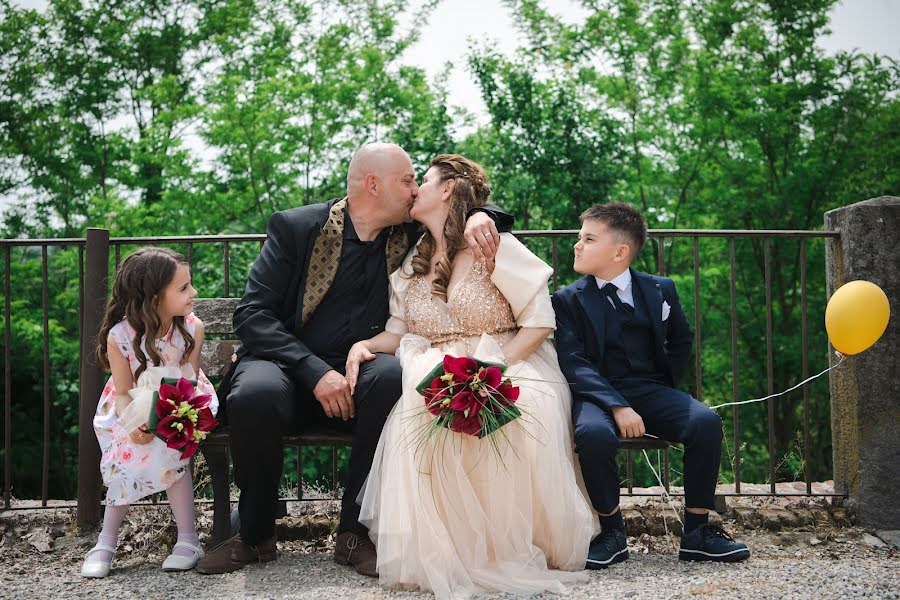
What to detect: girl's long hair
<box><xmin>412</xmin><ymin>154</ymin><xmax>492</xmax><ymax>300</ymax></box>
<box><xmin>96</xmin><ymin>247</ymin><xmax>195</xmax><ymax>380</ymax></box>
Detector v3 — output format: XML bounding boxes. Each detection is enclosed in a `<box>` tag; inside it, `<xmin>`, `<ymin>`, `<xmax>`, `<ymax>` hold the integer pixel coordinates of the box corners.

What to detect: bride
<box><xmin>345</xmin><ymin>154</ymin><xmax>598</xmax><ymax>599</ymax></box>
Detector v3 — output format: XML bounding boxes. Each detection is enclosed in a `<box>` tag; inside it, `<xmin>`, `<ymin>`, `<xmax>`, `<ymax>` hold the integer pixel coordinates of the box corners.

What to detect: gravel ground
<box><xmin>1</xmin><ymin>519</ymin><xmax>897</xmax><ymax>600</ymax></box>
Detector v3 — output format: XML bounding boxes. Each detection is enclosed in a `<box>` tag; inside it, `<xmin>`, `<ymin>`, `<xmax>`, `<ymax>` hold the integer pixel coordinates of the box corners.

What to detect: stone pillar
<box><xmin>825</xmin><ymin>196</ymin><xmax>900</xmax><ymax>530</ymax></box>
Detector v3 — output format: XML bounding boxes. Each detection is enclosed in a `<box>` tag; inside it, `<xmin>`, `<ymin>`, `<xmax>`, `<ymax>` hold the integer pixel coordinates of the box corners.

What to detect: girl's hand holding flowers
<box><xmin>129</xmin><ymin>425</ymin><xmax>154</xmax><ymax>445</ymax></box>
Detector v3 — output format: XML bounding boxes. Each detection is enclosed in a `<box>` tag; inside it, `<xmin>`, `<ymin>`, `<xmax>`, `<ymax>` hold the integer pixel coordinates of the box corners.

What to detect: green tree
<box><xmin>465</xmin><ymin>49</ymin><xmax>620</xmax><ymax>231</ymax></box>
<box><xmin>0</xmin><ymin>0</ymin><xmax>258</xmax><ymax>236</ymax></box>
<box><xmin>0</xmin><ymin>0</ymin><xmax>455</xmax><ymax>499</ymax></box>
<box><xmin>501</xmin><ymin>0</ymin><xmax>899</xmax><ymax>483</ymax></box>
<box><xmin>1</xmin><ymin>0</ymin><xmax>898</xmax><ymax>498</ymax></box>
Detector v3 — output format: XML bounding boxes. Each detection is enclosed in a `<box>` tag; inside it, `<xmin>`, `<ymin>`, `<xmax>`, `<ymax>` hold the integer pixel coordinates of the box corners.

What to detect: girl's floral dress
<box><xmin>93</xmin><ymin>313</ymin><xmax>218</xmax><ymax>505</ymax></box>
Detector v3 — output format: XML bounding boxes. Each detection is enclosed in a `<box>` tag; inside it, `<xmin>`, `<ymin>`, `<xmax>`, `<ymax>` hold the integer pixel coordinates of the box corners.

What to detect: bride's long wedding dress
<box><xmin>359</xmin><ymin>233</ymin><xmax>598</xmax><ymax>599</ymax></box>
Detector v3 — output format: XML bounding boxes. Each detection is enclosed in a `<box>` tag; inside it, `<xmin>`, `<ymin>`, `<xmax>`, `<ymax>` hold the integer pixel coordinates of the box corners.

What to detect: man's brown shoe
<box><xmin>333</xmin><ymin>531</ymin><xmax>378</xmax><ymax>577</ymax></box>
<box><xmin>195</xmin><ymin>533</ymin><xmax>277</xmax><ymax>575</ymax></box>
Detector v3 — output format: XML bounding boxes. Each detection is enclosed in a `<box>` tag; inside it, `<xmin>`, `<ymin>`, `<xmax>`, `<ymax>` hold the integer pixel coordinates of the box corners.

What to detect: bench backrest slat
<box><xmin>192</xmin><ymin>298</ymin><xmax>240</xmax><ymax>336</ymax></box>
<box><xmin>193</xmin><ymin>298</ymin><xmax>241</xmax><ymax>378</ymax></box>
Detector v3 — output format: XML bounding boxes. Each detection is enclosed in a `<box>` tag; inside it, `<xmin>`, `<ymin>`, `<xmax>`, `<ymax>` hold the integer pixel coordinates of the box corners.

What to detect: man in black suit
<box><xmin>197</xmin><ymin>143</ymin><xmax>512</xmax><ymax>576</ymax></box>
<box><xmin>552</xmin><ymin>203</ymin><xmax>749</xmax><ymax>569</ymax></box>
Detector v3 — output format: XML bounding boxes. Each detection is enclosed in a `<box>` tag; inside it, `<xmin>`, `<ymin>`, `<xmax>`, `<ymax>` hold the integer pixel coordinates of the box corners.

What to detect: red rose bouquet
<box><xmin>415</xmin><ymin>355</ymin><xmax>521</xmax><ymax>438</ymax></box>
<box><xmin>147</xmin><ymin>377</ymin><xmax>217</xmax><ymax>459</ymax></box>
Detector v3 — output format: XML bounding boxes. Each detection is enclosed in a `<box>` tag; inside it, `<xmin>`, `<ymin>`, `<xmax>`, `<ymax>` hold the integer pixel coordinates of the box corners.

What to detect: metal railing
<box><xmin>0</xmin><ymin>227</ymin><xmax>844</xmax><ymax>528</ymax></box>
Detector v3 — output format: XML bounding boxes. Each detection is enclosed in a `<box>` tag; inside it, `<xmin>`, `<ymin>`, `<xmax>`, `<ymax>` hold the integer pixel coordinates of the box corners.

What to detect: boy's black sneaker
<box><xmin>585</xmin><ymin>528</ymin><xmax>628</xmax><ymax>569</ymax></box>
<box><xmin>679</xmin><ymin>524</ymin><xmax>750</xmax><ymax>562</ymax></box>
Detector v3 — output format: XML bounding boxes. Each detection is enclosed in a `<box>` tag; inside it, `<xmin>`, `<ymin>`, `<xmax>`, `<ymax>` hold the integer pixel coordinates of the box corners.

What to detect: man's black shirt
<box><xmin>298</xmin><ymin>208</ymin><xmax>392</xmax><ymax>376</ymax></box>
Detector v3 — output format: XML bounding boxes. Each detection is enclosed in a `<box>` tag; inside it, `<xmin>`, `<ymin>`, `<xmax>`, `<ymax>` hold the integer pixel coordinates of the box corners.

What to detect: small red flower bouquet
<box><xmin>147</xmin><ymin>377</ymin><xmax>217</xmax><ymax>459</ymax></box>
<box><xmin>415</xmin><ymin>355</ymin><xmax>521</xmax><ymax>438</ymax></box>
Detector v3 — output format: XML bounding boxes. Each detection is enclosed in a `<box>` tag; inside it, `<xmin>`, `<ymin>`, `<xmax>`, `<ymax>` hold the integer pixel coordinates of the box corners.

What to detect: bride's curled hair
<box><xmin>411</xmin><ymin>154</ymin><xmax>492</xmax><ymax>301</ymax></box>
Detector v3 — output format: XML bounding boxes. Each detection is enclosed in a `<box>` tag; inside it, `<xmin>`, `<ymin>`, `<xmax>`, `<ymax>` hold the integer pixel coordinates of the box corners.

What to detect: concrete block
<box><xmin>826</xmin><ymin>196</ymin><xmax>900</xmax><ymax>530</ymax></box>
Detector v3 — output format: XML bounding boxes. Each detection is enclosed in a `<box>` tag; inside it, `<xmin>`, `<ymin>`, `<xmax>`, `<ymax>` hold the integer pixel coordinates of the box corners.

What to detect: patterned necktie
<box><xmin>302</xmin><ymin>198</ymin><xmax>408</xmax><ymax>326</ymax></box>
<box><xmin>600</xmin><ymin>283</ymin><xmax>633</xmax><ymax>314</ymax></box>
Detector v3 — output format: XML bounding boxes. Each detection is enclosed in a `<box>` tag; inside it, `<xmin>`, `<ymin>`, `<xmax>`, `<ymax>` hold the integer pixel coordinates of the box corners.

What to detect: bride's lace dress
<box><xmin>359</xmin><ymin>234</ymin><xmax>598</xmax><ymax>599</ymax></box>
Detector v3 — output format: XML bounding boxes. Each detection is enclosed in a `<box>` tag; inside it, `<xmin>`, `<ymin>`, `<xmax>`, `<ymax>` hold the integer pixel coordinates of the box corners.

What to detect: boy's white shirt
<box><xmin>594</xmin><ymin>270</ymin><xmax>671</xmax><ymax>322</ymax></box>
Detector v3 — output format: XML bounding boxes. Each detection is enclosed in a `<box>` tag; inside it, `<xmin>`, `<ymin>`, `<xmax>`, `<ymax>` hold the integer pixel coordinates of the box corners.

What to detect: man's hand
<box><xmin>463</xmin><ymin>211</ymin><xmax>501</xmax><ymax>261</ymax></box>
<box><xmin>611</xmin><ymin>406</ymin><xmax>645</xmax><ymax>439</ymax></box>
<box><xmin>345</xmin><ymin>342</ymin><xmax>376</xmax><ymax>395</ymax></box>
<box><xmin>313</xmin><ymin>370</ymin><xmax>355</xmax><ymax>421</ymax></box>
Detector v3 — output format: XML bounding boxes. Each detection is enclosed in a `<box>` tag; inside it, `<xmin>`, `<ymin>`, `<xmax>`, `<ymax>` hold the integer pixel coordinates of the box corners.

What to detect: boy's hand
<box><xmin>611</xmin><ymin>406</ymin><xmax>645</xmax><ymax>438</ymax></box>
<box><xmin>129</xmin><ymin>425</ymin><xmax>154</xmax><ymax>445</ymax></box>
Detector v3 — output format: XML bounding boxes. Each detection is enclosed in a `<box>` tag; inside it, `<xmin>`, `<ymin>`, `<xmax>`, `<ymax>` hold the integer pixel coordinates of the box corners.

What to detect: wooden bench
<box><xmin>193</xmin><ymin>299</ymin><xmax>357</xmax><ymax>545</ymax></box>
<box><xmin>193</xmin><ymin>298</ymin><xmax>671</xmax><ymax>547</ymax></box>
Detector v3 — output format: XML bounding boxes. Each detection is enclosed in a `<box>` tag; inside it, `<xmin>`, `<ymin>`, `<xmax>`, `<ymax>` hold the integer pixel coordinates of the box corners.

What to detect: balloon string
<box><xmin>629</xmin><ymin>352</ymin><xmax>845</xmax><ymax>530</ymax></box>
<box><xmin>706</xmin><ymin>352</ymin><xmax>846</xmax><ymax>411</ymax></box>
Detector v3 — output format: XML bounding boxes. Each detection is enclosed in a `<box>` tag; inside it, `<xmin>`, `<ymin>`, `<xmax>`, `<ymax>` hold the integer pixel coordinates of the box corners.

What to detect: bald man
<box><xmin>197</xmin><ymin>144</ymin><xmax>513</xmax><ymax>575</ymax></box>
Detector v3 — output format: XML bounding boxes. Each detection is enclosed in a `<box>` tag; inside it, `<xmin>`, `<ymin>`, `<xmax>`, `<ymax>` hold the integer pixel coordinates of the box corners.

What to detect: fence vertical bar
<box><xmin>764</xmin><ymin>239</ymin><xmax>776</xmax><ymax>493</ymax></box>
<box><xmin>626</xmin><ymin>451</ymin><xmax>634</xmax><ymax>494</ymax></box>
<box><xmin>297</xmin><ymin>448</ymin><xmax>303</xmax><ymax>500</ymax></box>
<box><xmin>657</xmin><ymin>237</ymin><xmax>666</xmax><ymax>276</ymax></box>
<box><xmin>223</xmin><ymin>242</ymin><xmax>230</xmax><ymax>297</ymax></box>
<box><xmin>78</xmin><ymin>245</ymin><xmax>84</xmax><ymax>415</ymax></box>
<box><xmin>331</xmin><ymin>447</ymin><xmax>338</xmax><ymax>498</ymax></box>
<box><xmin>41</xmin><ymin>247</ymin><xmax>50</xmax><ymax>505</ymax></box>
<box><xmin>551</xmin><ymin>238</ymin><xmax>558</xmax><ymax>291</ymax></box>
<box><xmin>729</xmin><ymin>239</ymin><xmax>741</xmax><ymax>493</ymax></box>
<box><xmin>800</xmin><ymin>240</ymin><xmax>812</xmax><ymax>493</ymax></box>
<box><xmin>77</xmin><ymin>229</ymin><xmax>109</xmax><ymax>529</ymax></box>
<box><xmin>4</xmin><ymin>247</ymin><xmax>11</xmax><ymax>508</ymax></box>
<box><xmin>663</xmin><ymin>449</ymin><xmax>670</xmax><ymax>491</ymax></box>
<box><xmin>692</xmin><ymin>237</ymin><xmax>702</xmax><ymax>403</ymax></box>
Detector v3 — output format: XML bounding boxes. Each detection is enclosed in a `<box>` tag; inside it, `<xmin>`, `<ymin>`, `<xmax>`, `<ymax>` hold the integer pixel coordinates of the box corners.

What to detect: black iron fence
<box><xmin>0</xmin><ymin>227</ymin><xmax>844</xmax><ymax>525</ymax></box>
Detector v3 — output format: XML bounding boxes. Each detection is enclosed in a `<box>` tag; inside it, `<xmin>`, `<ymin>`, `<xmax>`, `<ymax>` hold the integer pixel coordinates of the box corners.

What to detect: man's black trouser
<box><xmin>226</xmin><ymin>353</ymin><xmax>401</xmax><ymax>543</ymax></box>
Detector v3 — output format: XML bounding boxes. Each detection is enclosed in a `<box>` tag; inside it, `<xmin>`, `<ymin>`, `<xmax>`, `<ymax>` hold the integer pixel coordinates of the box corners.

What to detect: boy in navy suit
<box><xmin>552</xmin><ymin>203</ymin><xmax>749</xmax><ymax>568</ymax></box>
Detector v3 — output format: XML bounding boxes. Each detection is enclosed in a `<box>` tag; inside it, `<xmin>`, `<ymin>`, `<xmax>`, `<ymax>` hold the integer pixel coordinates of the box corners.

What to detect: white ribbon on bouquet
<box><xmin>118</xmin><ymin>364</ymin><xmax>196</xmax><ymax>434</ymax></box>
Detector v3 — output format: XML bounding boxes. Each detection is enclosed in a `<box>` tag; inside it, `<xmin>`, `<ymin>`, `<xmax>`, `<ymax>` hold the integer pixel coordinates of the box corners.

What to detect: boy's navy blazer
<box><xmin>551</xmin><ymin>268</ymin><xmax>694</xmax><ymax>411</ymax></box>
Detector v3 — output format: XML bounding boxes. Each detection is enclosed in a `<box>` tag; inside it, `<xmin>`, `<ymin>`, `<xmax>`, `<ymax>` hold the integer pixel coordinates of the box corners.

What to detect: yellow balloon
<box><xmin>825</xmin><ymin>280</ymin><xmax>890</xmax><ymax>355</ymax></box>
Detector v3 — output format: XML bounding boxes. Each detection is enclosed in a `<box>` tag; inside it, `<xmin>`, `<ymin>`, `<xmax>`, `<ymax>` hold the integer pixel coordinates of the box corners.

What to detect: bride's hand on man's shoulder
<box><xmin>458</xmin><ymin>247</ymin><xmax>495</xmax><ymax>273</ymax></box>
<box><xmin>463</xmin><ymin>211</ymin><xmax>500</xmax><ymax>261</ymax></box>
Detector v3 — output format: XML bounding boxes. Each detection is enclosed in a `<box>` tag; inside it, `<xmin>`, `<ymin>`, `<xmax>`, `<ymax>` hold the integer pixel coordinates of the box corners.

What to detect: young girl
<box><xmin>81</xmin><ymin>247</ymin><xmax>218</xmax><ymax>578</ymax></box>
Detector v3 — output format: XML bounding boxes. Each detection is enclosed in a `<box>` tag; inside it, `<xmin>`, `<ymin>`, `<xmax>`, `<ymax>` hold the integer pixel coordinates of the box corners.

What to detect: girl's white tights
<box><xmin>166</xmin><ymin>472</ymin><xmax>200</xmax><ymax>557</ymax></box>
<box><xmin>92</xmin><ymin>472</ymin><xmax>199</xmax><ymax>563</ymax></box>
<box><xmin>94</xmin><ymin>503</ymin><xmax>128</xmax><ymax>563</ymax></box>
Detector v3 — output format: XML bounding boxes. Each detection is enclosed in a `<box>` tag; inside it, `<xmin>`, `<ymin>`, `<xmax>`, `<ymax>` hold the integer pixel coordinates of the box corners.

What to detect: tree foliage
<box><xmin>0</xmin><ymin>0</ymin><xmax>897</xmax><ymax>498</ymax></box>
